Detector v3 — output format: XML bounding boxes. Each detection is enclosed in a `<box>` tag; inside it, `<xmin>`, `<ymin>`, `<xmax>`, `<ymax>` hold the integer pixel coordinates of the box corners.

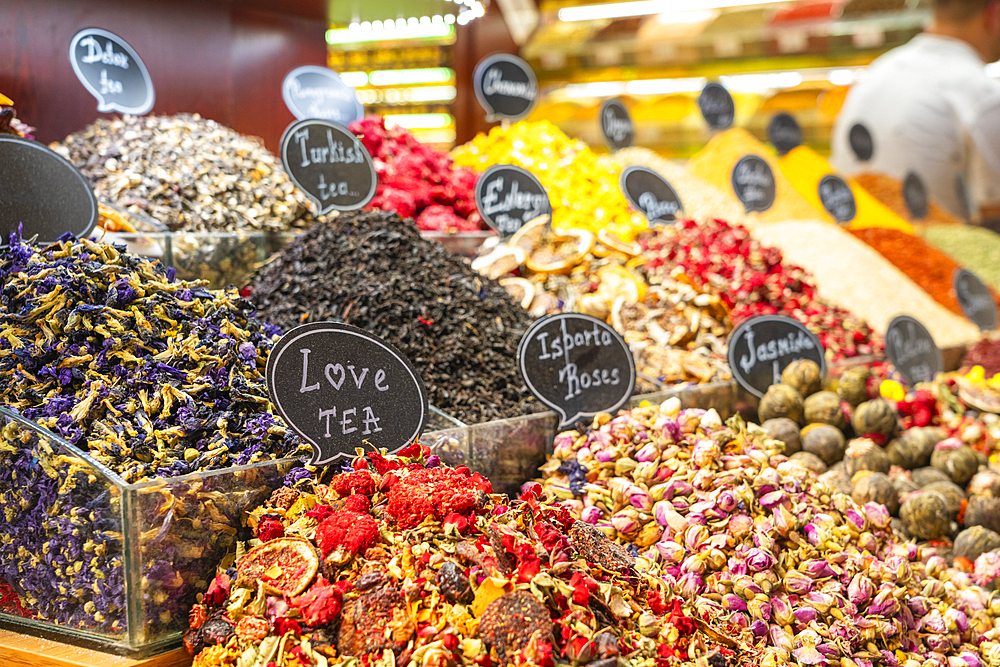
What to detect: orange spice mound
<box><xmin>848</xmin><ymin>227</ymin><xmax>1000</xmax><ymax>316</ymax></box>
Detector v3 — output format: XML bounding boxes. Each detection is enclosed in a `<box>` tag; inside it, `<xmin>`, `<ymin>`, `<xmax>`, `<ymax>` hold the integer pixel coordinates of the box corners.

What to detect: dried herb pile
<box><xmin>0</xmin><ymin>233</ymin><xmax>309</xmax><ymax>634</ymax></box>
<box><xmin>246</xmin><ymin>209</ymin><xmax>538</xmax><ymax>423</ymax></box>
<box><xmin>184</xmin><ymin>446</ymin><xmax>746</xmax><ymax>667</ymax></box>
<box><xmin>536</xmin><ymin>402</ymin><xmax>999</xmax><ymax>667</ymax></box>
<box><xmin>53</xmin><ymin>114</ymin><xmax>314</xmax><ymax>232</ymax></box>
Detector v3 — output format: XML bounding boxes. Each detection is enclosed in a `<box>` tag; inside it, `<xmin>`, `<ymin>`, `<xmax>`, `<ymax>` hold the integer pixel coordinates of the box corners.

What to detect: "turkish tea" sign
<box><xmin>266</xmin><ymin>322</ymin><xmax>428</xmax><ymax>466</ymax></box>
<box><xmin>280</xmin><ymin>119</ymin><xmax>377</xmax><ymax>214</ymax></box>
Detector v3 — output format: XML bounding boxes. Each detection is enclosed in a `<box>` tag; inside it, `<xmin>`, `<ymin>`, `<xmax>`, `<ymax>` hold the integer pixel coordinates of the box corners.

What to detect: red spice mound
<box><xmin>315</xmin><ymin>511</ymin><xmax>380</xmax><ymax>556</ymax></box>
<box><xmin>289</xmin><ymin>578</ymin><xmax>343</xmax><ymax>627</ymax></box>
<box><xmin>334</xmin><ymin>470</ymin><xmax>377</xmax><ymax>497</ymax></box>
<box><xmin>350</xmin><ymin>117</ymin><xmax>483</xmax><ymax>232</ymax></box>
<box><xmin>386</xmin><ymin>467</ymin><xmax>482</xmax><ymax>529</ymax></box>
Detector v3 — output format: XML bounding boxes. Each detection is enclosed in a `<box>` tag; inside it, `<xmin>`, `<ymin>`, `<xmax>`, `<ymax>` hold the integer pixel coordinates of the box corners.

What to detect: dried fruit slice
<box><xmin>525</xmin><ymin>229</ymin><xmax>596</xmax><ymax>275</ymax></box>
<box><xmin>471</xmin><ymin>246</ymin><xmax>525</xmax><ymax>281</ymax></box>
<box><xmin>598</xmin><ymin>228</ymin><xmax>642</xmax><ymax>257</ymax></box>
<box><xmin>509</xmin><ymin>215</ymin><xmax>549</xmax><ymax>255</ymax></box>
<box><xmin>499</xmin><ymin>277</ymin><xmax>535</xmax><ymax>309</ymax></box>
<box><xmin>596</xmin><ymin>264</ymin><xmax>646</xmax><ymax>304</ymax></box>
<box><xmin>236</xmin><ymin>537</ymin><xmax>319</xmax><ymax>596</ymax></box>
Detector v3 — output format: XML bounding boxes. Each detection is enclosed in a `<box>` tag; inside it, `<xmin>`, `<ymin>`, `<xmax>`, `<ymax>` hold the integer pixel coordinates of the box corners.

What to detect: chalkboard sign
<box><xmin>698</xmin><ymin>82</ymin><xmax>735</xmax><ymax>129</ymax></box>
<box><xmin>266</xmin><ymin>322</ymin><xmax>428</xmax><ymax>466</ymax></box>
<box><xmin>475</xmin><ymin>164</ymin><xmax>551</xmax><ymax>236</ymax></box>
<box><xmin>474</xmin><ymin>54</ymin><xmax>537</xmax><ymax>121</ymax></box>
<box><xmin>619</xmin><ymin>165</ymin><xmax>683</xmax><ymax>225</ymax></box>
<box><xmin>885</xmin><ymin>315</ymin><xmax>943</xmax><ymax>385</ymax></box>
<box><xmin>600</xmin><ymin>99</ymin><xmax>634</xmax><ymax>151</ymax></box>
<box><xmin>727</xmin><ymin>315</ymin><xmax>826</xmax><ymax>398</ymax></box>
<box><xmin>282</xmin><ymin>66</ymin><xmax>364</xmax><ymax>125</ymax></box>
<box><xmin>518</xmin><ymin>313</ymin><xmax>636</xmax><ymax>428</ymax></box>
<box><xmin>849</xmin><ymin>123</ymin><xmax>874</xmax><ymax>162</ymax></box>
<box><xmin>731</xmin><ymin>155</ymin><xmax>776</xmax><ymax>213</ymax></box>
<box><xmin>768</xmin><ymin>113</ymin><xmax>802</xmax><ymax>155</ymax></box>
<box><xmin>954</xmin><ymin>268</ymin><xmax>1000</xmax><ymax>331</ymax></box>
<box><xmin>903</xmin><ymin>171</ymin><xmax>928</xmax><ymax>220</ymax></box>
<box><xmin>69</xmin><ymin>28</ymin><xmax>154</xmax><ymax>115</ymax></box>
<box><xmin>0</xmin><ymin>135</ymin><xmax>98</xmax><ymax>246</ymax></box>
<box><xmin>818</xmin><ymin>174</ymin><xmax>857</xmax><ymax>224</ymax></box>
<box><xmin>280</xmin><ymin>119</ymin><xmax>377</xmax><ymax>215</ymax></box>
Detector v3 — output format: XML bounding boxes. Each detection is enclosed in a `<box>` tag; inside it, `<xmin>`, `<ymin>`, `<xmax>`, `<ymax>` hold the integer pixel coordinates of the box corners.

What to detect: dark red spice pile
<box><xmin>350</xmin><ymin>117</ymin><xmax>483</xmax><ymax>232</ymax></box>
<box><xmin>642</xmin><ymin>218</ymin><xmax>882</xmax><ymax>361</ymax></box>
<box><xmin>962</xmin><ymin>336</ymin><xmax>1000</xmax><ymax>376</ymax></box>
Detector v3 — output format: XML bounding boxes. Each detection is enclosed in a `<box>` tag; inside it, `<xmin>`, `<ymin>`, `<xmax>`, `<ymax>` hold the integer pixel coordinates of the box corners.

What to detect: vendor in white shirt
<box><xmin>831</xmin><ymin>0</ymin><xmax>1000</xmax><ymax>225</ymax></box>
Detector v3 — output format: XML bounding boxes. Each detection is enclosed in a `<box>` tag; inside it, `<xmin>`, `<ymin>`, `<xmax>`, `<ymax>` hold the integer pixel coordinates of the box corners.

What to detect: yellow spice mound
<box><xmin>451</xmin><ymin>120</ymin><xmax>647</xmax><ymax>241</ymax></box>
<box><xmin>687</xmin><ymin>128</ymin><xmax>820</xmax><ymax>224</ymax></box>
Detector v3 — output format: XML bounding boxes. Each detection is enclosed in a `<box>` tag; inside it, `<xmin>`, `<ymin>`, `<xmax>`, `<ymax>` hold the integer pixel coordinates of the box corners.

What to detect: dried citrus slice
<box><xmin>499</xmin><ymin>277</ymin><xmax>535</xmax><ymax>309</ymax></box>
<box><xmin>525</xmin><ymin>229</ymin><xmax>596</xmax><ymax>275</ymax></box>
<box><xmin>236</xmin><ymin>537</ymin><xmax>319</xmax><ymax>596</ymax></box>
<box><xmin>598</xmin><ymin>228</ymin><xmax>642</xmax><ymax>257</ymax></box>
<box><xmin>471</xmin><ymin>246</ymin><xmax>525</xmax><ymax>281</ymax></box>
<box><xmin>509</xmin><ymin>215</ymin><xmax>549</xmax><ymax>255</ymax></box>
<box><xmin>596</xmin><ymin>264</ymin><xmax>646</xmax><ymax>304</ymax></box>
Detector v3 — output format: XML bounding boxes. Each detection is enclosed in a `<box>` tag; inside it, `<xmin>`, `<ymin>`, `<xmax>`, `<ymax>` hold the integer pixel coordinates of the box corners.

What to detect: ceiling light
<box><xmin>558</xmin><ymin>0</ymin><xmax>787</xmax><ymax>22</ymax></box>
<box><xmin>326</xmin><ymin>23</ymin><xmax>454</xmax><ymax>44</ymax></box>
<box><xmin>445</xmin><ymin>14</ymin><xmax>456</xmax><ymax>23</ymax></box>
<box><xmin>564</xmin><ymin>81</ymin><xmax>627</xmax><ymax>98</ymax></box>
<box><xmin>339</xmin><ymin>71</ymin><xmax>369</xmax><ymax>87</ymax></box>
<box><xmin>720</xmin><ymin>71</ymin><xmax>801</xmax><ymax>91</ymax></box>
<box><xmin>383</xmin><ymin>113</ymin><xmax>453</xmax><ymax>129</ymax></box>
<box><xmin>406</xmin><ymin>85</ymin><xmax>457</xmax><ymax>102</ymax></box>
<box><xmin>625</xmin><ymin>76</ymin><xmax>706</xmax><ymax>95</ymax></box>
<box><xmin>369</xmin><ymin>67</ymin><xmax>454</xmax><ymax>86</ymax></box>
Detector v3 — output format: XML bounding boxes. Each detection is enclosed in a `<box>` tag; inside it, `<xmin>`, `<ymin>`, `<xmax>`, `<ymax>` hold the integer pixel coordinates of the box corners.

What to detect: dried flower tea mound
<box><xmin>349</xmin><ymin>117</ymin><xmax>484</xmax><ymax>232</ymax></box>
<box><xmin>247</xmin><ymin>209</ymin><xmax>539</xmax><ymax>423</ymax></box>
<box><xmin>0</xmin><ymin>232</ymin><xmax>309</xmax><ymax>634</ymax></box>
<box><xmin>536</xmin><ymin>400</ymin><xmax>1000</xmax><ymax>667</ymax></box>
<box><xmin>53</xmin><ymin>114</ymin><xmax>314</xmax><ymax>232</ymax></box>
<box><xmin>184</xmin><ymin>446</ymin><xmax>745</xmax><ymax>667</ymax></box>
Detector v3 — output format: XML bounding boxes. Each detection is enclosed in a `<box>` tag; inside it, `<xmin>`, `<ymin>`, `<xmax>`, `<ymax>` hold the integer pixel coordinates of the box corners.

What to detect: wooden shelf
<box><xmin>0</xmin><ymin>629</ymin><xmax>191</xmax><ymax>667</ymax></box>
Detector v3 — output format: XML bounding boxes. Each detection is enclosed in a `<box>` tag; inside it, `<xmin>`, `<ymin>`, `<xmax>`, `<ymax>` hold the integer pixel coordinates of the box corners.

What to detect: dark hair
<box><xmin>935</xmin><ymin>0</ymin><xmax>993</xmax><ymax>20</ymax></box>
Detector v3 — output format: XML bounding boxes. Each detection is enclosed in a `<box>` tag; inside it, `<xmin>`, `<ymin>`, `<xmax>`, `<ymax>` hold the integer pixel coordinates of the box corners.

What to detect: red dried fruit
<box><xmin>236</xmin><ymin>616</ymin><xmax>270</xmax><ymax>642</ymax></box>
<box><xmin>386</xmin><ymin>467</ymin><xmax>483</xmax><ymax>529</ymax></box>
<box><xmin>290</xmin><ymin>578</ymin><xmax>343</xmax><ymax>626</ymax></box>
<box><xmin>314</xmin><ymin>510</ymin><xmax>380</xmax><ymax>556</ymax></box>
<box><xmin>236</xmin><ymin>537</ymin><xmax>319</xmax><ymax>596</ymax></box>
<box><xmin>256</xmin><ymin>517</ymin><xmax>284</xmax><ymax>542</ymax></box>
<box><xmin>188</xmin><ymin>603</ymin><xmax>208</xmax><ymax>631</ymax></box>
<box><xmin>479</xmin><ymin>591</ymin><xmax>554</xmax><ymax>666</ymax></box>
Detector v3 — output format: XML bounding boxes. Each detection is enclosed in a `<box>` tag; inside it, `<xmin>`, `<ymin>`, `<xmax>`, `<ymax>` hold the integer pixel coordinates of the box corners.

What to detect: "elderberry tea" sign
<box><xmin>266</xmin><ymin>322</ymin><xmax>428</xmax><ymax>466</ymax></box>
<box><xmin>727</xmin><ymin>315</ymin><xmax>826</xmax><ymax>397</ymax></box>
<box><xmin>518</xmin><ymin>313</ymin><xmax>636</xmax><ymax>428</ymax></box>
<box><xmin>280</xmin><ymin>119</ymin><xmax>377</xmax><ymax>214</ymax></box>
<box><xmin>475</xmin><ymin>164</ymin><xmax>551</xmax><ymax>236</ymax></box>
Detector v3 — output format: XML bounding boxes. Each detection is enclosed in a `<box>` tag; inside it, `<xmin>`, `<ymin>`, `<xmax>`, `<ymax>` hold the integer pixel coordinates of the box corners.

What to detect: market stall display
<box><xmin>750</xmin><ymin>220</ymin><xmax>981</xmax><ymax>346</ymax></box>
<box><xmin>536</xmin><ymin>399</ymin><xmax>999</xmax><ymax>667</ymax></box>
<box><xmin>451</xmin><ymin>120</ymin><xmax>647</xmax><ymax>241</ymax></box>
<box><xmin>245</xmin><ymin>209</ymin><xmax>539</xmax><ymax>424</ymax></box>
<box><xmin>183</xmin><ymin>447</ymin><xmax>745</xmax><ymax>667</ymax></box>
<box><xmin>0</xmin><ymin>94</ymin><xmax>32</xmax><ymax>138</ymax></box>
<box><xmin>0</xmin><ymin>232</ymin><xmax>310</xmax><ymax>646</ymax></box>
<box><xmin>854</xmin><ymin>172</ymin><xmax>963</xmax><ymax>226</ymax></box>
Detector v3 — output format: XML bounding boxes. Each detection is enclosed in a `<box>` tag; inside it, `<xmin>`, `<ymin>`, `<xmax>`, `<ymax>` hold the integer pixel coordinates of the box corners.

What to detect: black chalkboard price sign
<box><xmin>518</xmin><ymin>313</ymin><xmax>636</xmax><ymax>428</ymax></box>
<box><xmin>727</xmin><ymin>315</ymin><xmax>826</xmax><ymax>398</ymax></box>
<box><xmin>954</xmin><ymin>269</ymin><xmax>1000</xmax><ymax>331</ymax></box>
<box><xmin>849</xmin><ymin>123</ymin><xmax>874</xmax><ymax>162</ymax></box>
<box><xmin>474</xmin><ymin>54</ymin><xmax>537</xmax><ymax>121</ymax></box>
<box><xmin>0</xmin><ymin>135</ymin><xmax>98</xmax><ymax>246</ymax></box>
<box><xmin>69</xmin><ymin>28</ymin><xmax>154</xmax><ymax>115</ymax></box>
<box><xmin>475</xmin><ymin>164</ymin><xmax>551</xmax><ymax>236</ymax></box>
<box><xmin>280</xmin><ymin>119</ymin><xmax>377</xmax><ymax>215</ymax></box>
<box><xmin>767</xmin><ymin>113</ymin><xmax>802</xmax><ymax>155</ymax></box>
<box><xmin>731</xmin><ymin>155</ymin><xmax>776</xmax><ymax>213</ymax></box>
<box><xmin>600</xmin><ymin>99</ymin><xmax>634</xmax><ymax>151</ymax></box>
<box><xmin>818</xmin><ymin>174</ymin><xmax>857</xmax><ymax>224</ymax></box>
<box><xmin>619</xmin><ymin>165</ymin><xmax>683</xmax><ymax>225</ymax></box>
<box><xmin>282</xmin><ymin>66</ymin><xmax>364</xmax><ymax>125</ymax></box>
<box><xmin>266</xmin><ymin>322</ymin><xmax>428</xmax><ymax>466</ymax></box>
<box><xmin>903</xmin><ymin>172</ymin><xmax>929</xmax><ymax>220</ymax></box>
<box><xmin>698</xmin><ymin>82</ymin><xmax>735</xmax><ymax>129</ymax></box>
<box><xmin>885</xmin><ymin>315</ymin><xmax>943</xmax><ymax>386</ymax></box>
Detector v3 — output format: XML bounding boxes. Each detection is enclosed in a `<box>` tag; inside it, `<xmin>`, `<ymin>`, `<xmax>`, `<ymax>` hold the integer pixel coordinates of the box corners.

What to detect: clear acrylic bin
<box><xmin>0</xmin><ymin>403</ymin><xmax>464</xmax><ymax>656</ymax></box>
